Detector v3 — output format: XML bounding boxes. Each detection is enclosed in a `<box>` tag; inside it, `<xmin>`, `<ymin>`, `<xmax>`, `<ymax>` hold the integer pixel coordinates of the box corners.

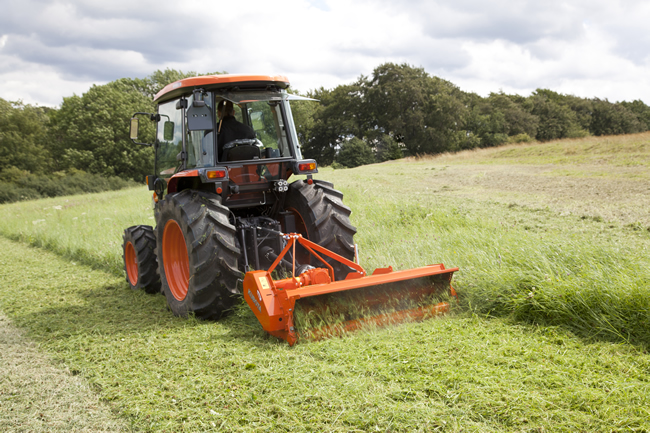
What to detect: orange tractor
<box><xmin>124</xmin><ymin>74</ymin><xmax>457</xmax><ymax>345</ymax></box>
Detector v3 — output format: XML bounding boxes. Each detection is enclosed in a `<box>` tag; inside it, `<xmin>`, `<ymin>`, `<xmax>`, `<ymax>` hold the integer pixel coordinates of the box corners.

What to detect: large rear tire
<box><xmin>155</xmin><ymin>190</ymin><xmax>242</xmax><ymax>319</ymax></box>
<box><xmin>284</xmin><ymin>179</ymin><xmax>357</xmax><ymax>280</ymax></box>
<box><xmin>122</xmin><ymin>225</ymin><xmax>161</xmax><ymax>294</ymax></box>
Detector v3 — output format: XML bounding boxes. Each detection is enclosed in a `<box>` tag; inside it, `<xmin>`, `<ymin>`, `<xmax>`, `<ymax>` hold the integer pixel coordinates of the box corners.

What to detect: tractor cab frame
<box><xmin>130</xmin><ymin>74</ymin><xmax>318</xmax><ymax>210</ymax></box>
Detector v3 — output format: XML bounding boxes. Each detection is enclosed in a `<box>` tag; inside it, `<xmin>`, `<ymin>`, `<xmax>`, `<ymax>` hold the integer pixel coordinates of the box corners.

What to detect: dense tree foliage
<box><xmin>48</xmin><ymin>80</ymin><xmax>156</xmax><ymax>181</ymax></box>
<box><xmin>0</xmin><ymin>69</ymin><xmax>217</xmax><ymax>202</ymax></box>
<box><xmin>334</xmin><ymin>137</ymin><xmax>375</xmax><ymax>168</ymax></box>
<box><xmin>299</xmin><ymin>63</ymin><xmax>650</xmax><ymax>168</ymax></box>
<box><xmin>48</xmin><ymin>69</ymin><xmax>223</xmax><ymax>182</ymax></box>
<box><xmin>621</xmin><ymin>100</ymin><xmax>650</xmax><ymax>130</ymax></box>
<box><xmin>0</xmin><ymin>99</ymin><xmax>53</xmax><ymax>173</ymax></box>
<box><xmin>2</xmin><ymin>63</ymin><xmax>649</xmax><ymax>201</ymax></box>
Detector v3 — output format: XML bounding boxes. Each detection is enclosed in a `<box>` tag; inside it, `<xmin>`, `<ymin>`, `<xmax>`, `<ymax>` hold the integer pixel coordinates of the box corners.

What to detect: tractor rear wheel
<box><xmin>155</xmin><ymin>189</ymin><xmax>242</xmax><ymax>319</ymax></box>
<box><xmin>122</xmin><ymin>225</ymin><xmax>161</xmax><ymax>294</ymax></box>
<box><xmin>284</xmin><ymin>179</ymin><xmax>357</xmax><ymax>280</ymax></box>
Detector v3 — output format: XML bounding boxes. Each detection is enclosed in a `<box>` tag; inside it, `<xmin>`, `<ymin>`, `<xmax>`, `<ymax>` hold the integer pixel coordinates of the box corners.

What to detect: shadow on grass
<box><xmin>5</xmin><ymin>233</ymin><xmax>647</xmax><ymax>354</ymax></box>
<box><xmin>0</xmin><ymin>233</ymin><xmax>281</xmax><ymax>349</ymax></box>
<box><xmin>14</xmin><ymin>278</ymin><xmax>438</xmax><ymax>352</ymax></box>
<box><xmin>12</xmin><ymin>270</ymin><xmax>650</xmax><ymax>355</ymax></box>
<box><xmin>9</xmin><ymin>279</ymin><xmax>286</xmax><ymax>351</ymax></box>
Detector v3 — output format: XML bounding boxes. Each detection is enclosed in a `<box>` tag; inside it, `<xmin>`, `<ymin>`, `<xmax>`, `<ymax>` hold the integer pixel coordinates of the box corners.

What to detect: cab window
<box><xmin>156</xmin><ymin>100</ymin><xmax>183</xmax><ymax>177</ymax></box>
<box><xmin>247</xmin><ymin>101</ymin><xmax>290</xmax><ymax>156</ymax></box>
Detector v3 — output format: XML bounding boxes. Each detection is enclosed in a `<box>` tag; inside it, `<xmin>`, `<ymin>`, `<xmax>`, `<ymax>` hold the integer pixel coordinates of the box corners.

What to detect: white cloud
<box><xmin>0</xmin><ymin>0</ymin><xmax>649</xmax><ymax>106</ymax></box>
<box><xmin>0</xmin><ymin>56</ymin><xmax>97</xmax><ymax>106</ymax></box>
<box><xmin>448</xmin><ymin>20</ymin><xmax>650</xmax><ymax>102</ymax></box>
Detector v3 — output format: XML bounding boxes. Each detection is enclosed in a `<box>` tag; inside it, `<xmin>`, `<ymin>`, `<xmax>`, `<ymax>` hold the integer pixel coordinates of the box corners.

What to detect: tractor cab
<box><xmin>130</xmin><ymin>74</ymin><xmax>318</xmax><ymax>208</ymax></box>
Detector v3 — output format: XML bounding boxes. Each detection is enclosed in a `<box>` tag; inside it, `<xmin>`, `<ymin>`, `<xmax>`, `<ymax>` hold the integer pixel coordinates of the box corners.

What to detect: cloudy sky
<box><xmin>1</xmin><ymin>0</ymin><xmax>648</xmax><ymax>107</ymax></box>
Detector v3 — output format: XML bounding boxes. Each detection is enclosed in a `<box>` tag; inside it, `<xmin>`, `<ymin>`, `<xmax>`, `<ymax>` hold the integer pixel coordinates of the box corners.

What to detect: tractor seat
<box><xmin>224</xmin><ymin>144</ymin><xmax>261</xmax><ymax>161</ymax></box>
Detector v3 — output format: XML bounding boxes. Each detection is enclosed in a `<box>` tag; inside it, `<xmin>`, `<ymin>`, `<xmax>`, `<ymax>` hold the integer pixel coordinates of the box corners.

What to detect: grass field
<box><xmin>1</xmin><ymin>132</ymin><xmax>649</xmax><ymax>431</ymax></box>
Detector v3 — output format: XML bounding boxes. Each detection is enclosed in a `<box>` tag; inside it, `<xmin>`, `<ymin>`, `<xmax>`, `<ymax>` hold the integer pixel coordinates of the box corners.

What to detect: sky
<box><xmin>1</xmin><ymin>0</ymin><xmax>648</xmax><ymax>107</ymax></box>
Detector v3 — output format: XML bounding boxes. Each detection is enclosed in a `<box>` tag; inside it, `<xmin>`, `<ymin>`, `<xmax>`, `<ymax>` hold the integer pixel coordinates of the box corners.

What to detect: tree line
<box><xmin>292</xmin><ymin>63</ymin><xmax>650</xmax><ymax>168</ymax></box>
<box><xmin>0</xmin><ymin>70</ymin><xmax>215</xmax><ymax>203</ymax></box>
<box><xmin>2</xmin><ymin>63</ymin><xmax>649</xmax><ymax>202</ymax></box>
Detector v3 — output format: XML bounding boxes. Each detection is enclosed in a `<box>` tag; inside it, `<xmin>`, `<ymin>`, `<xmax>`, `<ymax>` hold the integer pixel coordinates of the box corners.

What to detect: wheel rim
<box><xmin>163</xmin><ymin>219</ymin><xmax>190</xmax><ymax>301</ymax></box>
<box><xmin>124</xmin><ymin>241</ymin><xmax>138</xmax><ymax>286</ymax></box>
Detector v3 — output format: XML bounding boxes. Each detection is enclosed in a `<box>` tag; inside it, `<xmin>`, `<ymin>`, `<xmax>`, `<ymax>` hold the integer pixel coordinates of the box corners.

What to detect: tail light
<box><xmin>294</xmin><ymin>160</ymin><xmax>318</xmax><ymax>174</ymax></box>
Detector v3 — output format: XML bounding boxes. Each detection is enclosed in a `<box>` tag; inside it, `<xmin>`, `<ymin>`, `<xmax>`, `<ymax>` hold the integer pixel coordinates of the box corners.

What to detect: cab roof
<box><xmin>154</xmin><ymin>74</ymin><xmax>291</xmax><ymax>103</ymax></box>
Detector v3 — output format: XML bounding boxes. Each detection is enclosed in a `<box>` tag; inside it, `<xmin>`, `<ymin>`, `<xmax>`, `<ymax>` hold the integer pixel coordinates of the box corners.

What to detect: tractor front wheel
<box><xmin>155</xmin><ymin>190</ymin><xmax>242</xmax><ymax>319</ymax></box>
<box><xmin>122</xmin><ymin>225</ymin><xmax>161</xmax><ymax>294</ymax></box>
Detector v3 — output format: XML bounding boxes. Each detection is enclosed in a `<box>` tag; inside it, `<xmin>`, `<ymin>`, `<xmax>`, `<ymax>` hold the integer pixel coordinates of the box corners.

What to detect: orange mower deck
<box><xmin>243</xmin><ymin>233</ymin><xmax>458</xmax><ymax>345</ymax></box>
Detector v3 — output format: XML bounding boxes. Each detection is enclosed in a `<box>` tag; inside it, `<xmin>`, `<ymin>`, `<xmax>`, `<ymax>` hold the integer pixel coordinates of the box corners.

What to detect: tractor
<box><xmin>124</xmin><ymin>74</ymin><xmax>456</xmax><ymax>345</ymax></box>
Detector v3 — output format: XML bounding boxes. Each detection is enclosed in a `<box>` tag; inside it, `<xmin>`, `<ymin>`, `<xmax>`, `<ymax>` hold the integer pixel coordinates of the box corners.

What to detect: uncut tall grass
<box><xmin>0</xmin><ymin>163</ymin><xmax>648</xmax><ymax>348</ymax></box>
<box><xmin>0</xmin><ymin>188</ymin><xmax>154</xmax><ymax>275</ymax></box>
<box><xmin>338</xmin><ymin>165</ymin><xmax>650</xmax><ymax>348</ymax></box>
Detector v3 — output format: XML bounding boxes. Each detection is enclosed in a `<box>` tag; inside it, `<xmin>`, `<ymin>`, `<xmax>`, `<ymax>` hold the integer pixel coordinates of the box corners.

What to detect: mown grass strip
<box><xmin>0</xmin><ymin>188</ymin><xmax>153</xmax><ymax>275</ymax></box>
<box><xmin>1</xmin><ymin>237</ymin><xmax>649</xmax><ymax>432</ymax></box>
<box><xmin>0</xmin><ymin>312</ymin><xmax>129</xmax><ymax>432</ymax></box>
<box><xmin>428</xmin><ymin>131</ymin><xmax>650</xmax><ymax>169</ymax></box>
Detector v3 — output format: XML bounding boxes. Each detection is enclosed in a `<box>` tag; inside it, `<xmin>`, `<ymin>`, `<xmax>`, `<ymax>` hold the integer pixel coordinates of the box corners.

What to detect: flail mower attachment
<box><xmin>243</xmin><ymin>232</ymin><xmax>458</xmax><ymax>345</ymax></box>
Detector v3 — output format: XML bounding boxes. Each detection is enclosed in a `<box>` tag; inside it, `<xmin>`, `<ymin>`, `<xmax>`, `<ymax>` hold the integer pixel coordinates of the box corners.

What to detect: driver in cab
<box><xmin>217</xmin><ymin>100</ymin><xmax>256</xmax><ymax>160</ymax></box>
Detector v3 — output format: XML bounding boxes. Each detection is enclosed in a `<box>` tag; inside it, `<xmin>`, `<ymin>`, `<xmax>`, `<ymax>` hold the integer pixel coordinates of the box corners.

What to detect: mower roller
<box><xmin>123</xmin><ymin>74</ymin><xmax>458</xmax><ymax>345</ymax></box>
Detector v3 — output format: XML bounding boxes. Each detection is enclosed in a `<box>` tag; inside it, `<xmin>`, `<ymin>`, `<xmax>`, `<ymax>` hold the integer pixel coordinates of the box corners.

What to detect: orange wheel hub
<box><xmin>163</xmin><ymin>220</ymin><xmax>190</xmax><ymax>301</ymax></box>
<box><xmin>125</xmin><ymin>241</ymin><xmax>138</xmax><ymax>286</ymax></box>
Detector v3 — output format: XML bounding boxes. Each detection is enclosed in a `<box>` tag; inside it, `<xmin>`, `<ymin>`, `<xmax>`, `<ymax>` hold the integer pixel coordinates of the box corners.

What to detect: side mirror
<box><xmin>129</xmin><ymin>112</ymin><xmax>156</xmax><ymax>147</ymax></box>
<box><xmin>130</xmin><ymin>117</ymin><xmax>139</xmax><ymax>140</ymax></box>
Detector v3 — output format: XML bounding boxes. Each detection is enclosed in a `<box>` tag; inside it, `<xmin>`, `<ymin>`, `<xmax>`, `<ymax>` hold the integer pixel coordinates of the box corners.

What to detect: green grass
<box><xmin>1</xmin><ymin>237</ymin><xmax>649</xmax><ymax>432</ymax></box>
<box><xmin>0</xmin><ymin>188</ymin><xmax>154</xmax><ymax>275</ymax></box>
<box><xmin>1</xmin><ymin>133</ymin><xmax>650</xmax><ymax>431</ymax></box>
<box><xmin>432</xmin><ymin>131</ymin><xmax>650</xmax><ymax>171</ymax></box>
<box><xmin>331</xmin><ymin>163</ymin><xmax>650</xmax><ymax>348</ymax></box>
<box><xmin>3</xmin><ymin>177</ymin><xmax>648</xmax><ymax>348</ymax></box>
<box><xmin>0</xmin><ymin>312</ymin><xmax>128</xmax><ymax>432</ymax></box>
